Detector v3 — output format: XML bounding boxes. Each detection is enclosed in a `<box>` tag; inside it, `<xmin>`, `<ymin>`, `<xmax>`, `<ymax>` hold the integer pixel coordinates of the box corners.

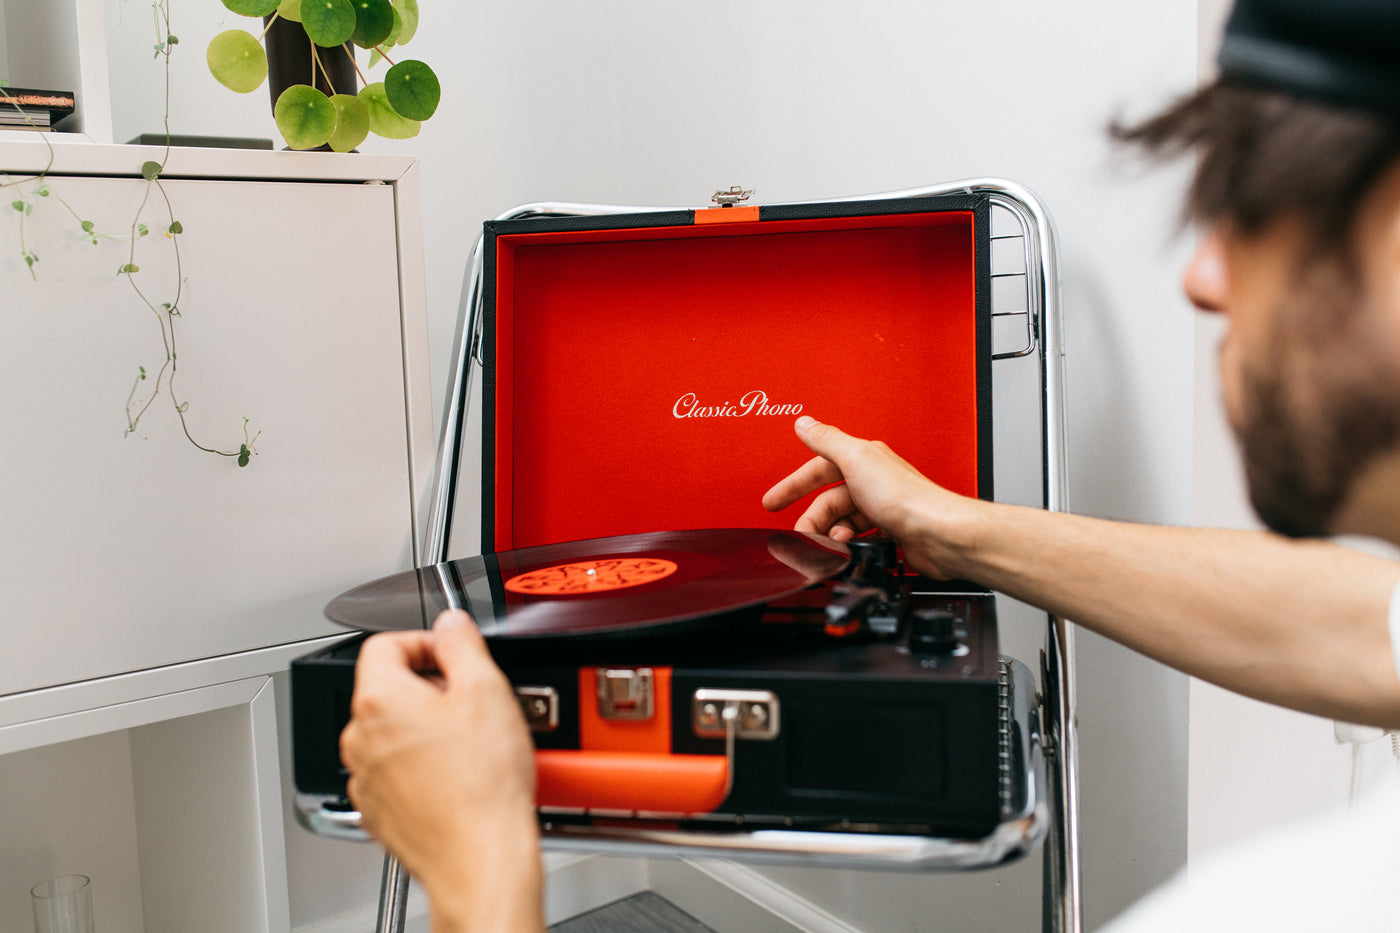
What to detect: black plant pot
<box><xmin>262</xmin><ymin>15</ymin><xmax>358</xmax><ymax>107</ymax></box>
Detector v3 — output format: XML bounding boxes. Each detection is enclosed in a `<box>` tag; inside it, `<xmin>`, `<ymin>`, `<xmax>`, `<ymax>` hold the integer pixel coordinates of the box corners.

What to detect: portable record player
<box><xmin>291</xmin><ymin>180</ymin><xmax>1077</xmax><ymax>929</ymax></box>
<box><xmin>295</xmin><ymin>526</ymin><xmax>1010</xmax><ymax>835</ymax></box>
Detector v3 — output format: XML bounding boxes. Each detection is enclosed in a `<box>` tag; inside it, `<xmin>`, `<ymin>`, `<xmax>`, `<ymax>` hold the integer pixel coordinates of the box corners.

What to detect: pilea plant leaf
<box><xmin>393</xmin><ymin>0</ymin><xmax>419</xmax><ymax>45</ymax></box>
<box><xmin>359</xmin><ymin>82</ymin><xmax>419</xmax><ymax>139</ymax></box>
<box><xmin>380</xmin><ymin>5</ymin><xmax>403</xmax><ymax>50</ymax></box>
<box><xmin>301</xmin><ymin>0</ymin><xmax>357</xmax><ymax>47</ymax></box>
<box><xmin>384</xmin><ymin>60</ymin><xmax>439</xmax><ymax>121</ymax></box>
<box><xmin>277</xmin><ymin>0</ymin><xmax>304</xmax><ymax>22</ymax></box>
<box><xmin>207</xmin><ymin>29</ymin><xmax>268</xmax><ymax>93</ymax></box>
<box><xmin>351</xmin><ymin>0</ymin><xmax>395</xmax><ymax>49</ymax></box>
<box><xmin>275</xmin><ymin>85</ymin><xmax>337</xmax><ymax>149</ymax></box>
<box><xmin>221</xmin><ymin>0</ymin><xmax>281</xmax><ymax>16</ymax></box>
<box><xmin>328</xmin><ymin>94</ymin><xmax>370</xmax><ymax>152</ymax></box>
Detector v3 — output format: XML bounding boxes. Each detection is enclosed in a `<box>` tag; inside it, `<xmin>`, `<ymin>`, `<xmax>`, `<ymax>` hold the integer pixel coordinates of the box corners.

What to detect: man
<box><xmin>339</xmin><ymin>1</ymin><xmax>1400</xmax><ymax>929</ymax></box>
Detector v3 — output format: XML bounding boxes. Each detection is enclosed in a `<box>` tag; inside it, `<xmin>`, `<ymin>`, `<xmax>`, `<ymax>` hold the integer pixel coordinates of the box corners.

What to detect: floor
<box><xmin>549</xmin><ymin>891</ymin><xmax>717</xmax><ymax>933</ymax></box>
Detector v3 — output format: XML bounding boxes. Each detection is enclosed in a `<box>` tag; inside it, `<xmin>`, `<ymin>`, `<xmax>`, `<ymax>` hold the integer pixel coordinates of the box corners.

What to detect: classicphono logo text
<box><xmin>672</xmin><ymin>389</ymin><xmax>803</xmax><ymax>419</ymax></box>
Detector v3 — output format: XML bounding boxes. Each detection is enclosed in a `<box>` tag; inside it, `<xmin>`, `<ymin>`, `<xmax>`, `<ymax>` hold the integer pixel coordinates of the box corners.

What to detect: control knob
<box><xmin>909</xmin><ymin>609</ymin><xmax>960</xmax><ymax>653</ymax></box>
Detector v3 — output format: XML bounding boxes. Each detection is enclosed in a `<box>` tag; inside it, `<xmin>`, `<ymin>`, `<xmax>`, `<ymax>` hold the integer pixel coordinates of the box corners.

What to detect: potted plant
<box><xmin>206</xmin><ymin>0</ymin><xmax>440</xmax><ymax>151</ymax></box>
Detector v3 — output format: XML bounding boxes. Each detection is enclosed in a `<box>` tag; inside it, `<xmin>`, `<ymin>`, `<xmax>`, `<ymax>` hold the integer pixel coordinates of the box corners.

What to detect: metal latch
<box><xmin>711</xmin><ymin>186</ymin><xmax>754</xmax><ymax>208</ymax></box>
<box><xmin>597</xmin><ymin>668</ymin><xmax>654</xmax><ymax>721</ymax></box>
<box><xmin>515</xmin><ymin>686</ymin><xmax>559</xmax><ymax>733</ymax></box>
<box><xmin>692</xmin><ymin>689</ymin><xmax>780</xmax><ymax>740</ymax></box>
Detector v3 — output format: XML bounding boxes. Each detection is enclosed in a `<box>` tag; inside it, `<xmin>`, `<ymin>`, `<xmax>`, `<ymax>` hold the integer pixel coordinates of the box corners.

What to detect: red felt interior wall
<box><xmin>492</xmin><ymin>211</ymin><xmax>980</xmax><ymax>552</ymax></box>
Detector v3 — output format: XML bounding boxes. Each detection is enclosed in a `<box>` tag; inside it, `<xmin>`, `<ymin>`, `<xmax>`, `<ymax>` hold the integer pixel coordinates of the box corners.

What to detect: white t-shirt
<box><xmin>1100</xmin><ymin>580</ymin><xmax>1400</xmax><ymax>931</ymax></box>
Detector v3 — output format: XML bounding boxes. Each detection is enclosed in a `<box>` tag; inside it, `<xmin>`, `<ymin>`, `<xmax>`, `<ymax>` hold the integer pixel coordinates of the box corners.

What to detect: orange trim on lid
<box><xmin>694</xmin><ymin>205</ymin><xmax>760</xmax><ymax>224</ymax></box>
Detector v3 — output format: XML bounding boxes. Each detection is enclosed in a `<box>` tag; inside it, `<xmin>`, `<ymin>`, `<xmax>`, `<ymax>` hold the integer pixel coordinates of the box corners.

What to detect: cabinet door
<box><xmin>2</xmin><ymin>173</ymin><xmax>417</xmax><ymax>694</ymax></box>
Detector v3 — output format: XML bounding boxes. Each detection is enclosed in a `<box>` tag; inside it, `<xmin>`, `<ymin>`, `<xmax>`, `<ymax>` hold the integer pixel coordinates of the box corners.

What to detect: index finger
<box><xmin>762</xmin><ymin>454</ymin><xmax>845</xmax><ymax>512</ymax></box>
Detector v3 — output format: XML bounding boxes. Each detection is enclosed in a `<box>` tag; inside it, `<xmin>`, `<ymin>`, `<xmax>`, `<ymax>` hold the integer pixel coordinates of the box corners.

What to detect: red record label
<box><xmin>504</xmin><ymin>558</ymin><xmax>680</xmax><ymax>595</ymax></box>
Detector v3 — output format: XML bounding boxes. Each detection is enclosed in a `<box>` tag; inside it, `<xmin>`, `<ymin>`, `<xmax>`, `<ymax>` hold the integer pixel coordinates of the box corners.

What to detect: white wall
<box><xmin>93</xmin><ymin>2</ymin><xmax>1204</xmax><ymax>929</ymax></box>
<box><xmin>1</xmin><ymin>1</ymin><xmax>76</xmax><ymax>94</ymax></box>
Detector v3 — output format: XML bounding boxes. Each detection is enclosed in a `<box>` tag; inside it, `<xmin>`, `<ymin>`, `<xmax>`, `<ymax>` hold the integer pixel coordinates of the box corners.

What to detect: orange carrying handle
<box><xmin>535</xmin><ymin>750</ymin><xmax>729</xmax><ymax>814</ymax></box>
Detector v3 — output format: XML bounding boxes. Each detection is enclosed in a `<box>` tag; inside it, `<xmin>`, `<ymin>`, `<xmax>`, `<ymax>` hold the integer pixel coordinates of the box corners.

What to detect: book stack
<box><xmin>0</xmin><ymin>88</ymin><xmax>77</xmax><ymax>132</ymax></box>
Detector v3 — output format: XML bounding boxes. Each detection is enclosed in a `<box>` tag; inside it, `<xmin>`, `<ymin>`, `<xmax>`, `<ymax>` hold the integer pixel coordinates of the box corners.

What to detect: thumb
<box><xmin>428</xmin><ymin>609</ymin><xmax>495</xmax><ymax>685</ymax></box>
<box><xmin>795</xmin><ymin>416</ymin><xmax>860</xmax><ymax>466</ymax></box>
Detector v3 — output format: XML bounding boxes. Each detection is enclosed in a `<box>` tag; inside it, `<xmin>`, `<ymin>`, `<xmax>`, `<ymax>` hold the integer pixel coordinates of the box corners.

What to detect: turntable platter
<box><xmin>325</xmin><ymin>529</ymin><xmax>849</xmax><ymax>639</ymax></box>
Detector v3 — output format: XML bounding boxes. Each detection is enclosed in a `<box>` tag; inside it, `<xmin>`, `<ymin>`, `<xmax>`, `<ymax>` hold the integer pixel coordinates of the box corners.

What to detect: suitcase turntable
<box><xmin>293</xmin><ymin>183</ymin><xmax>1067</xmax><ymax>915</ymax></box>
<box><xmin>293</xmin><ymin>528</ymin><xmax>1013</xmax><ymax>838</ymax></box>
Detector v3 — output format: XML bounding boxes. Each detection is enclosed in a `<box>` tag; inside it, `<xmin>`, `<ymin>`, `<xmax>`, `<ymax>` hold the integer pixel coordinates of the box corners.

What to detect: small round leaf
<box><xmin>141</xmin><ymin>161</ymin><xmax>161</xmax><ymax>180</ymax></box>
<box><xmin>221</xmin><ymin>0</ymin><xmax>281</xmax><ymax>15</ymax></box>
<box><xmin>328</xmin><ymin>94</ymin><xmax>370</xmax><ymax>152</ymax></box>
<box><xmin>277</xmin><ymin>0</ymin><xmax>304</xmax><ymax>22</ymax></box>
<box><xmin>301</xmin><ymin>0</ymin><xmax>356</xmax><ymax>47</ymax></box>
<box><xmin>207</xmin><ymin>30</ymin><xmax>269</xmax><ymax>93</ymax></box>
<box><xmin>351</xmin><ymin>0</ymin><xmax>395</xmax><ymax>49</ymax></box>
<box><xmin>393</xmin><ymin>0</ymin><xmax>418</xmax><ymax>45</ymax></box>
<box><xmin>384</xmin><ymin>59</ymin><xmax>438</xmax><ymax>120</ymax></box>
<box><xmin>275</xmin><ymin>85</ymin><xmax>337</xmax><ymax>149</ymax></box>
<box><xmin>381</xmin><ymin>5</ymin><xmax>403</xmax><ymax>49</ymax></box>
<box><xmin>359</xmin><ymin>82</ymin><xmax>419</xmax><ymax>139</ymax></box>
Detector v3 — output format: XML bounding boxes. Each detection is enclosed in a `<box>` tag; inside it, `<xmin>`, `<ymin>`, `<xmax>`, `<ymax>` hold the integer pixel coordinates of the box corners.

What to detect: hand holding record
<box><xmin>340</xmin><ymin>611</ymin><xmax>545</xmax><ymax>932</ymax></box>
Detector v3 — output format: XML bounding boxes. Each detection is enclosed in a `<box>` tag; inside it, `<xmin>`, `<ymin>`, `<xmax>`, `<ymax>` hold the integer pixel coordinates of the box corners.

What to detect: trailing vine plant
<box><xmin>1</xmin><ymin>1</ymin><xmax>260</xmax><ymax>467</ymax></box>
<box><xmin>207</xmin><ymin>0</ymin><xmax>440</xmax><ymax>150</ymax></box>
<box><xmin>0</xmin><ymin>87</ymin><xmax>110</xmax><ymax>276</ymax></box>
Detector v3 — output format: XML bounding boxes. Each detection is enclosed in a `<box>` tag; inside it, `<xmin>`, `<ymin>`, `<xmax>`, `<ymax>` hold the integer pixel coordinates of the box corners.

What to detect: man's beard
<box><xmin>1233</xmin><ymin>268</ymin><xmax>1400</xmax><ymax>538</ymax></box>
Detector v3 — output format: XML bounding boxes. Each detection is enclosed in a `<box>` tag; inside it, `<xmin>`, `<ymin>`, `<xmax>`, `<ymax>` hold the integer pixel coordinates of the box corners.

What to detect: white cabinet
<box><xmin>0</xmin><ymin>141</ymin><xmax>434</xmax><ymax>933</ymax></box>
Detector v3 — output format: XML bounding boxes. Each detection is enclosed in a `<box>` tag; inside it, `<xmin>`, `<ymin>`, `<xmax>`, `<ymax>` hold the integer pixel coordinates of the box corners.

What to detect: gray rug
<box><xmin>549</xmin><ymin>891</ymin><xmax>716</xmax><ymax>933</ymax></box>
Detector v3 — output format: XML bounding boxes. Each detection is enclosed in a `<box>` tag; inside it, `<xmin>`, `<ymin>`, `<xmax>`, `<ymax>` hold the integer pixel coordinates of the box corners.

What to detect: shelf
<box><xmin>0</xmin><ymin>143</ymin><xmax>434</xmax><ymax>699</ymax></box>
<box><xmin>0</xmin><ymin>141</ymin><xmax>433</xmax><ymax>931</ymax></box>
<box><xmin>0</xmin><ymin>0</ymin><xmax>112</xmax><ymax>140</ymax></box>
<box><xmin>0</xmin><ymin>675</ymin><xmax>287</xmax><ymax>933</ymax></box>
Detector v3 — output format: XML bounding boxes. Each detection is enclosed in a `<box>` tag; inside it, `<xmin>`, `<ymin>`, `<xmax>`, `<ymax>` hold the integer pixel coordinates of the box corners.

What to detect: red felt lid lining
<box><xmin>486</xmin><ymin>208</ymin><xmax>986</xmax><ymax>553</ymax></box>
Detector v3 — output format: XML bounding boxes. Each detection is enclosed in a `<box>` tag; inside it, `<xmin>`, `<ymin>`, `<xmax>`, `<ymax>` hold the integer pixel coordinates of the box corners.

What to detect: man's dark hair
<box><xmin>1113</xmin><ymin>79</ymin><xmax>1400</xmax><ymax>252</ymax></box>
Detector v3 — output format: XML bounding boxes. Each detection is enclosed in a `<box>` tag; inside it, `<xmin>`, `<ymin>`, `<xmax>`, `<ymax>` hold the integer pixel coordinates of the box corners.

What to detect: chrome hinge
<box><xmin>597</xmin><ymin>668</ymin><xmax>654</xmax><ymax>721</ymax></box>
<box><xmin>516</xmin><ymin>686</ymin><xmax>559</xmax><ymax>733</ymax></box>
<box><xmin>711</xmin><ymin>185</ymin><xmax>755</xmax><ymax>208</ymax></box>
<box><xmin>692</xmin><ymin>689</ymin><xmax>780</xmax><ymax>740</ymax></box>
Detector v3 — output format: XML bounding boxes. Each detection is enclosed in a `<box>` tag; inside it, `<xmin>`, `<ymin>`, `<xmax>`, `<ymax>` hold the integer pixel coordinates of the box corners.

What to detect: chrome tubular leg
<box><xmin>376</xmin><ymin>854</ymin><xmax>411</xmax><ymax>933</ymax></box>
<box><xmin>1043</xmin><ymin>617</ymin><xmax>1082</xmax><ymax>933</ymax></box>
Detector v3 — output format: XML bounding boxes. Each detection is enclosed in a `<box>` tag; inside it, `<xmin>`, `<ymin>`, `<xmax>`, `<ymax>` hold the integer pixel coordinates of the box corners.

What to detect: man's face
<box><xmin>1184</xmin><ymin>167</ymin><xmax>1400</xmax><ymax>538</ymax></box>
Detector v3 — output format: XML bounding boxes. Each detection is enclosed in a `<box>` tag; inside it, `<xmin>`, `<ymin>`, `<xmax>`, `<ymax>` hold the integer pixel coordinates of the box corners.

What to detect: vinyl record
<box><xmin>325</xmin><ymin>528</ymin><xmax>849</xmax><ymax>639</ymax></box>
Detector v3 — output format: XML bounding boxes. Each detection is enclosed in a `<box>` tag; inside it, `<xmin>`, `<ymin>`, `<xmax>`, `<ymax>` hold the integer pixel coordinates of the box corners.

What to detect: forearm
<box><xmin>421</xmin><ymin>813</ymin><xmax>545</xmax><ymax>933</ymax></box>
<box><xmin>935</xmin><ymin>501</ymin><xmax>1400</xmax><ymax>726</ymax></box>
